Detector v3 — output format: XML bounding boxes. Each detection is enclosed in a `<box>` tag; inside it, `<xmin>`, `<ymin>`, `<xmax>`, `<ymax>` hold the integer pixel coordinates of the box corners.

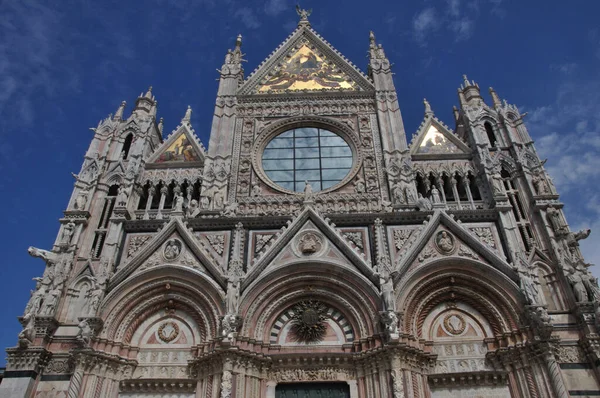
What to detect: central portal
<box><xmin>275</xmin><ymin>382</ymin><xmax>351</xmax><ymax>398</ymax></box>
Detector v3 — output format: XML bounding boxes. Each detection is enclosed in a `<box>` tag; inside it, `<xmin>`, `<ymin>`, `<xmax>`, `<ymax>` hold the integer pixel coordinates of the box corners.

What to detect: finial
<box><xmin>452</xmin><ymin>106</ymin><xmax>460</xmax><ymax>121</ymax></box>
<box><xmin>114</xmin><ymin>101</ymin><xmax>126</xmax><ymax>121</ymax></box>
<box><xmin>182</xmin><ymin>105</ymin><xmax>192</xmax><ymax>123</ymax></box>
<box><xmin>144</xmin><ymin>86</ymin><xmax>153</xmax><ymax>99</ymax></box>
<box><xmin>423</xmin><ymin>98</ymin><xmax>433</xmax><ymax>116</ymax></box>
<box><xmin>235</xmin><ymin>34</ymin><xmax>242</xmax><ymax>50</ymax></box>
<box><xmin>296</xmin><ymin>5</ymin><xmax>312</xmax><ymax>26</ymax></box>
<box><xmin>158</xmin><ymin>117</ymin><xmax>164</xmax><ymax>134</ymax></box>
<box><xmin>369</xmin><ymin>31</ymin><xmax>376</xmax><ymax>48</ymax></box>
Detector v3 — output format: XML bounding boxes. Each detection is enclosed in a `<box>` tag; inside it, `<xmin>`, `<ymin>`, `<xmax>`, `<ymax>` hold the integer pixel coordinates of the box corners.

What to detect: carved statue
<box><xmin>186</xmin><ymin>199</ymin><xmax>200</xmax><ymax>218</ymax></box>
<box><xmin>491</xmin><ymin>171</ymin><xmax>504</xmax><ymax>195</ymax></box>
<box><xmin>59</xmin><ymin>222</ymin><xmax>75</xmax><ymax>246</ymax></box>
<box><xmin>381</xmin><ymin>310</ymin><xmax>399</xmax><ymax>337</ymax></box>
<box><xmin>391</xmin><ymin>182</ymin><xmax>405</xmax><ymax>205</ymax></box>
<box><xmin>77</xmin><ymin>319</ymin><xmax>93</xmax><ymax>346</ymax></box>
<box><xmin>546</xmin><ymin>206</ymin><xmax>567</xmax><ymax>236</ymax></box>
<box><xmin>173</xmin><ymin>191</ymin><xmax>184</xmax><ymax>212</ymax></box>
<box><xmin>200</xmin><ymin>196</ymin><xmax>210</xmax><ymax>210</ymax></box>
<box><xmin>354</xmin><ymin>176</ymin><xmax>366</xmax><ymax>193</ymax></box>
<box><xmin>18</xmin><ymin>312</ymin><xmax>35</xmax><ymax>348</ymax></box>
<box><xmin>221</xmin><ymin>201</ymin><xmax>238</xmax><ymax>217</ymax></box>
<box><xmin>87</xmin><ymin>286</ymin><xmax>103</xmax><ymax>316</ymax></box>
<box><xmin>221</xmin><ymin>313</ymin><xmax>238</xmax><ymax>339</ymax></box>
<box><xmin>304</xmin><ymin>180</ymin><xmax>313</xmax><ymax>200</ymax></box>
<box><xmin>226</xmin><ymin>279</ymin><xmax>240</xmax><ymax>315</ymax></box>
<box><xmin>25</xmin><ymin>287</ymin><xmax>44</xmax><ymax>315</ymax></box>
<box><xmin>295</xmin><ymin>5</ymin><xmax>312</xmax><ymax>20</ymax></box>
<box><xmin>566</xmin><ymin>266</ymin><xmax>589</xmax><ymax>302</ymax></box>
<box><xmin>380</xmin><ymin>273</ymin><xmax>396</xmax><ymax>312</ymax></box>
<box><xmin>416</xmin><ymin>193</ymin><xmax>433</xmax><ymax>211</ymax></box>
<box><xmin>515</xmin><ymin>257</ymin><xmax>541</xmax><ymax>305</ymax></box>
<box><xmin>430</xmin><ymin>185</ymin><xmax>441</xmax><ymax>204</ymax></box>
<box><xmin>42</xmin><ymin>288</ymin><xmax>61</xmax><ymax>316</ymax></box>
<box><xmin>74</xmin><ymin>189</ymin><xmax>89</xmax><ymax>210</ymax></box>
<box><xmin>251</xmin><ymin>181</ymin><xmax>261</xmax><ymax>196</ymax></box>
<box><xmin>568</xmin><ymin>229</ymin><xmax>591</xmax><ymax>247</ymax></box>
<box><xmin>532</xmin><ymin>173</ymin><xmax>550</xmax><ymax>195</ymax></box>
<box><xmin>117</xmin><ymin>186</ymin><xmax>129</xmax><ymax>207</ymax></box>
<box><xmin>578</xmin><ymin>264</ymin><xmax>600</xmax><ymax>302</ymax></box>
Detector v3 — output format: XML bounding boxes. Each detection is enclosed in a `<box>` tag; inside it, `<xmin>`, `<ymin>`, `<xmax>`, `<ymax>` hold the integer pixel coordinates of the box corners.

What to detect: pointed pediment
<box><xmin>239</xmin><ymin>27</ymin><xmax>374</xmax><ymax>95</ymax></box>
<box><xmin>109</xmin><ymin>218</ymin><xmax>225</xmax><ymax>289</ymax></box>
<box><xmin>147</xmin><ymin>124</ymin><xmax>204</xmax><ymax>165</ymax></box>
<box><xmin>242</xmin><ymin>206</ymin><xmax>375</xmax><ymax>288</ymax></box>
<box><xmin>410</xmin><ymin>116</ymin><xmax>470</xmax><ymax>158</ymax></box>
<box><xmin>394</xmin><ymin>211</ymin><xmax>517</xmax><ymax>283</ymax></box>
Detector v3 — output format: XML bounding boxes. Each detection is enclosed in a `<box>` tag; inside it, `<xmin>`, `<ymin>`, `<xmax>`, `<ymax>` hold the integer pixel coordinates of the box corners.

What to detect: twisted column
<box><xmin>67</xmin><ymin>368</ymin><xmax>84</xmax><ymax>398</ymax></box>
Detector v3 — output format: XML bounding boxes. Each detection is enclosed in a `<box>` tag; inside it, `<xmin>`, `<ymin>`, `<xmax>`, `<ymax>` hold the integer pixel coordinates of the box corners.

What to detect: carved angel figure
<box><xmin>77</xmin><ymin>319</ymin><xmax>93</xmax><ymax>346</ymax></box>
<box><xmin>18</xmin><ymin>312</ymin><xmax>35</xmax><ymax>348</ymax></box>
<box><xmin>416</xmin><ymin>193</ymin><xmax>433</xmax><ymax>211</ymax></box>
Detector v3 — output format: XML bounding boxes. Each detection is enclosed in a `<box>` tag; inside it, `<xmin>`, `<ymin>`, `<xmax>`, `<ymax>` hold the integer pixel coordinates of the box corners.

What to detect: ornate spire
<box><xmin>182</xmin><ymin>105</ymin><xmax>192</xmax><ymax>123</ymax></box>
<box><xmin>423</xmin><ymin>98</ymin><xmax>433</xmax><ymax>117</ymax></box>
<box><xmin>489</xmin><ymin>87</ymin><xmax>502</xmax><ymax>108</ymax></box>
<box><xmin>369</xmin><ymin>31</ymin><xmax>376</xmax><ymax>50</ymax></box>
<box><xmin>368</xmin><ymin>31</ymin><xmax>387</xmax><ymax>61</ymax></box>
<box><xmin>144</xmin><ymin>86</ymin><xmax>153</xmax><ymax>99</ymax></box>
<box><xmin>114</xmin><ymin>101</ymin><xmax>126</xmax><ymax>121</ymax></box>
<box><xmin>296</xmin><ymin>5</ymin><xmax>312</xmax><ymax>27</ymax></box>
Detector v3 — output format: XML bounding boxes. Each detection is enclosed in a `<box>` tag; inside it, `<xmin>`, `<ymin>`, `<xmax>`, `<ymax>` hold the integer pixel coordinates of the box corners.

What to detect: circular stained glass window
<box><xmin>262</xmin><ymin>127</ymin><xmax>353</xmax><ymax>192</ymax></box>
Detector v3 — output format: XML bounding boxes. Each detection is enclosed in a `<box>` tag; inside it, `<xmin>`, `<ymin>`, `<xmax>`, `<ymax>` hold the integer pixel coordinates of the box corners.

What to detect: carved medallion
<box><xmin>443</xmin><ymin>314</ymin><xmax>466</xmax><ymax>335</ymax></box>
<box><xmin>158</xmin><ymin>321</ymin><xmax>180</xmax><ymax>343</ymax></box>
<box><xmin>163</xmin><ymin>239</ymin><xmax>182</xmax><ymax>261</ymax></box>
<box><xmin>434</xmin><ymin>231</ymin><xmax>456</xmax><ymax>254</ymax></box>
<box><xmin>296</xmin><ymin>231</ymin><xmax>324</xmax><ymax>256</ymax></box>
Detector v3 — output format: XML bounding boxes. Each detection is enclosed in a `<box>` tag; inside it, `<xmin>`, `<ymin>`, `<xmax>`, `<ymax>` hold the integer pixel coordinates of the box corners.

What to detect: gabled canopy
<box><xmin>410</xmin><ymin>116</ymin><xmax>470</xmax><ymax>159</ymax></box>
<box><xmin>239</xmin><ymin>25</ymin><xmax>374</xmax><ymax>95</ymax></box>
<box><xmin>147</xmin><ymin>123</ymin><xmax>205</xmax><ymax>165</ymax></box>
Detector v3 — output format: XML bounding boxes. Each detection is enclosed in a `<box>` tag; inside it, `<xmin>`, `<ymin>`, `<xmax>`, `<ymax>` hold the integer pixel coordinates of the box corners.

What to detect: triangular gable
<box><xmin>394</xmin><ymin>211</ymin><xmax>517</xmax><ymax>283</ymax></box>
<box><xmin>239</xmin><ymin>26</ymin><xmax>374</xmax><ymax>95</ymax></box>
<box><xmin>410</xmin><ymin>116</ymin><xmax>470</xmax><ymax>158</ymax></box>
<box><xmin>265</xmin><ymin>220</ymin><xmax>362</xmax><ymax>273</ymax></box>
<box><xmin>242</xmin><ymin>206</ymin><xmax>375</xmax><ymax>288</ymax></box>
<box><xmin>147</xmin><ymin>124</ymin><xmax>204</xmax><ymax>165</ymax></box>
<box><xmin>109</xmin><ymin>218</ymin><xmax>225</xmax><ymax>289</ymax></box>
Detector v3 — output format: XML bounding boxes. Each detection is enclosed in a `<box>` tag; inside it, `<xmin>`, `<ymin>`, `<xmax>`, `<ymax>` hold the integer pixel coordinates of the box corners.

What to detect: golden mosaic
<box><xmin>257</xmin><ymin>44</ymin><xmax>357</xmax><ymax>93</ymax></box>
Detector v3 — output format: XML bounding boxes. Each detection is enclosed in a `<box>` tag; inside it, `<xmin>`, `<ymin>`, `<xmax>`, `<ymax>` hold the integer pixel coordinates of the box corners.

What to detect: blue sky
<box><xmin>1</xmin><ymin>0</ymin><xmax>599</xmax><ymax>365</ymax></box>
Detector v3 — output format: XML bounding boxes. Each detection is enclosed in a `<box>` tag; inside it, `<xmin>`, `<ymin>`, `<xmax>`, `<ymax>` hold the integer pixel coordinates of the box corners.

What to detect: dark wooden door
<box><xmin>275</xmin><ymin>382</ymin><xmax>350</xmax><ymax>398</ymax></box>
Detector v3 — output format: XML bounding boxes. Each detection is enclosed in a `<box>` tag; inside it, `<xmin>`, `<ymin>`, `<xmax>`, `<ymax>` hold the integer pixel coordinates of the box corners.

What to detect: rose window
<box><xmin>261</xmin><ymin>127</ymin><xmax>353</xmax><ymax>192</ymax></box>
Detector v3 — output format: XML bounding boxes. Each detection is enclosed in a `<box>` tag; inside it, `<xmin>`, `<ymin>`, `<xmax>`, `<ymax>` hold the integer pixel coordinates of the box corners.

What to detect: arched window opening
<box><xmin>91</xmin><ymin>184</ymin><xmax>119</xmax><ymax>258</ymax></box>
<box><xmin>442</xmin><ymin>174</ymin><xmax>454</xmax><ymax>201</ymax></box>
<box><xmin>151</xmin><ymin>182</ymin><xmax>163</xmax><ymax>209</ymax></box>
<box><xmin>164</xmin><ymin>181</ymin><xmax>177</xmax><ymax>209</ymax></box>
<box><xmin>137</xmin><ymin>182</ymin><xmax>151</xmax><ymax>210</ymax></box>
<box><xmin>456</xmin><ymin>174</ymin><xmax>468</xmax><ymax>201</ymax></box>
<box><xmin>122</xmin><ymin>134</ymin><xmax>133</xmax><ymax>159</ymax></box>
<box><xmin>415</xmin><ymin>174</ymin><xmax>428</xmax><ymax>197</ymax></box>
<box><xmin>484</xmin><ymin>122</ymin><xmax>497</xmax><ymax>148</ymax></box>
<box><xmin>468</xmin><ymin>174</ymin><xmax>481</xmax><ymax>200</ymax></box>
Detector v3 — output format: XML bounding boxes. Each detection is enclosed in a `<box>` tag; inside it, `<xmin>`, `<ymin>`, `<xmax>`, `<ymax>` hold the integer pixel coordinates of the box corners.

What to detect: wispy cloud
<box><xmin>264</xmin><ymin>0</ymin><xmax>287</xmax><ymax>17</ymax></box>
<box><xmin>413</xmin><ymin>7</ymin><xmax>438</xmax><ymax>45</ymax></box>
<box><xmin>235</xmin><ymin>7</ymin><xmax>261</xmax><ymax>29</ymax></box>
<box><xmin>527</xmin><ymin>76</ymin><xmax>600</xmax><ymax>272</ymax></box>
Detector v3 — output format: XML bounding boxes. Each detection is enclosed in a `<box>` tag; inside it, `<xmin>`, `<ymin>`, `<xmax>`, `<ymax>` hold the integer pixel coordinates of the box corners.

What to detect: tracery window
<box><xmin>261</xmin><ymin>127</ymin><xmax>353</xmax><ymax>192</ymax></box>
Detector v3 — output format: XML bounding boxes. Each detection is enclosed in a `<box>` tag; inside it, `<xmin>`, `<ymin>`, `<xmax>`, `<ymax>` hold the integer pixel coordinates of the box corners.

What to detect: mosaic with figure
<box><xmin>257</xmin><ymin>44</ymin><xmax>357</xmax><ymax>93</ymax></box>
<box><xmin>156</xmin><ymin>134</ymin><xmax>201</xmax><ymax>163</ymax></box>
<box><xmin>417</xmin><ymin>125</ymin><xmax>460</xmax><ymax>154</ymax></box>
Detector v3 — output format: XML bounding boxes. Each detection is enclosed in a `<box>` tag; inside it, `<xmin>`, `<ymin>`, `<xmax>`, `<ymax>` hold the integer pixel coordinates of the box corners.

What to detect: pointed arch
<box><xmin>122</xmin><ymin>133</ymin><xmax>134</xmax><ymax>159</ymax></box>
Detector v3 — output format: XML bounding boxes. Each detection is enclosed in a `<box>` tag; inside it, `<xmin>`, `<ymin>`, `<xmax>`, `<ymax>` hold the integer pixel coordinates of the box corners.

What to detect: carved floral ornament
<box><xmin>157</xmin><ymin>321</ymin><xmax>180</xmax><ymax>343</ymax></box>
<box><xmin>443</xmin><ymin>313</ymin><xmax>466</xmax><ymax>335</ymax></box>
<box><xmin>250</xmin><ymin>116</ymin><xmax>363</xmax><ymax>196</ymax></box>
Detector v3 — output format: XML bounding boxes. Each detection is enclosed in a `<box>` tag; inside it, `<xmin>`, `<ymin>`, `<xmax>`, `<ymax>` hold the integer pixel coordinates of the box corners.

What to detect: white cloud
<box><xmin>413</xmin><ymin>7</ymin><xmax>438</xmax><ymax>45</ymax></box>
<box><xmin>264</xmin><ymin>0</ymin><xmax>287</xmax><ymax>17</ymax></box>
<box><xmin>234</xmin><ymin>7</ymin><xmax>261</xmax><ymax>29</ymax></box>
<box><xmin>451</xmin><ymin>18</ymin><xmax>474</xmax><ymax>41</ymax></box>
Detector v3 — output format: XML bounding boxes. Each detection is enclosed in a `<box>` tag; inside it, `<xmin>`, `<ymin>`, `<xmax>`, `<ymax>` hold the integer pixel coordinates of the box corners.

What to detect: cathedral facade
<box><xmin>3</xmin><ymin>11</ymin><xmax>600</xmax><ymax>398</ymax></box>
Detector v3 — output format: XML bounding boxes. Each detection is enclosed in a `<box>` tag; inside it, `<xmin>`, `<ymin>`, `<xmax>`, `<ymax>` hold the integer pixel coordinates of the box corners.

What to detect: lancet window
<box><xmin>91</xmin><ymin>184</ymin><xmax>118</xmax><ymax>258</ymax></box>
